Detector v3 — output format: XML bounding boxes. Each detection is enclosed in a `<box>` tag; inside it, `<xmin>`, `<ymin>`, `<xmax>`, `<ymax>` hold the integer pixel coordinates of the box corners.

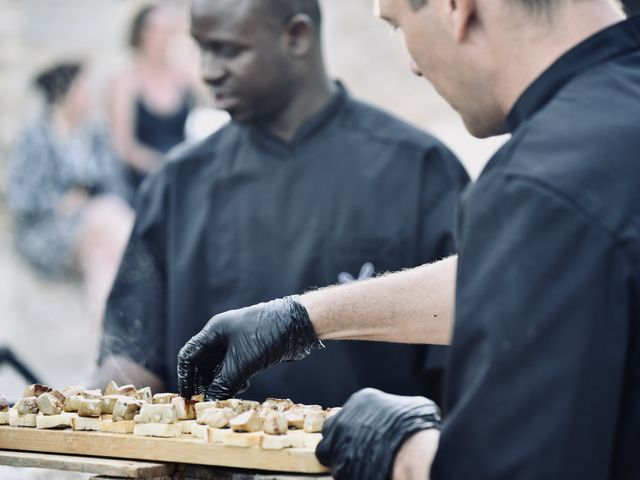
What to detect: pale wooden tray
<box><xmin>0</xmin><ymin>426</ymin><xmax>329</xmax><ymax>474</ymax></box>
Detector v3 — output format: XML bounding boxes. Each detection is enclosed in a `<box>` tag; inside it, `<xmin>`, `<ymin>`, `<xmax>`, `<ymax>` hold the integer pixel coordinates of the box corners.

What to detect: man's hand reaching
<box><xmin>177</xmin><ymin>296</ymin><xmax>323</xmax><ymax>400</ymax></box>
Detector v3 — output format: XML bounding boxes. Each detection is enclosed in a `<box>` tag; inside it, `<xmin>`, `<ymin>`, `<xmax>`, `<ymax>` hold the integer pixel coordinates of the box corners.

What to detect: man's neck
<box><xmin>493</xmin><ymin>1</ymin><xmax>625</xmax><ymax>118</ymax></box>
<box><xmin>261</xmin><ymin>73</ymin><xmax>337</xmax><ymax>142</ymax></box>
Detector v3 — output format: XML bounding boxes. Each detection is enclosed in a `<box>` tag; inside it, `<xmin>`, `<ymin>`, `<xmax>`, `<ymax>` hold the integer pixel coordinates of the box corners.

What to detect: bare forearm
<box><xmin>299</xmin><ymin>256</ymin><xmax>457</xmax><ymax>345</ymax></box>
<box><xmin>392</xmin><ymin>429</ymin><xmax>440</xmax><ymax>480</ymax></box>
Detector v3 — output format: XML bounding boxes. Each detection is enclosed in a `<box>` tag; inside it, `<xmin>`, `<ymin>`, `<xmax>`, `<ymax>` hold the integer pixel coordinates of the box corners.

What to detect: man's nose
<box><xmin>201</xmin><ymin>52</ymin><xmax>227</xmax><ymax>84</ymax></box>
<box><xmin>410</xmin><ymin>58</ymin><xmax>423</xmax><ymax>77</ymax></box>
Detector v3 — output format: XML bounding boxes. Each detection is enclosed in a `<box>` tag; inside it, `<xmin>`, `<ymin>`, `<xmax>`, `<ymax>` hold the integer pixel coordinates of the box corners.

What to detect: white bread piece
<box><xmin>303</xmin><ymin>410</ymin><xmax>325</xmax><ymax>433</ymax></box>
<box><xmin>100</xmin><ymin>419</ymin><xmax>134</xmax><ymax>434</ymax></box>
<box><xmin>262</xmin><ymin>411</ymin><xmax>287</xmax><ymax>435</ymax></box>
<box><xmin>134</xmin><ymin>404</ymin><xmax>177</xmax><ymax>424</ymax></box>
<box><xmin>64</xmin><ymin>395</ymin><xmax>84</xmax><ymax>412</ymax></box>
<box><xmin>0</xmin><ymin>411</ymin><xmax>9</xmax><ymax>425</ymax></box>
<box><xmin>136</xmin><ymin>387</ymin><xmax>152</xmax><ymax>403</ymax></box>
<box><xmin>104</xmin><ymin>381</ymin><xmax>119</xmax><ymax>396</ymax></box>
<box><xmin>179</xmin><ymin>420</ymin><xmax>196</xmax><ymax>434</ymax></box>
<box><xmin>36</xmin><ymin>413</ymin><xmax>74</xmax><ymax>429</ymax></box>
<box><xmin>229</xmin><ymin>409</ymin><xmax>262</xmax><ymax>433</ymax></box>
<box><xmin>171</xmin><ymin>397</ymin><xmax>196</xmax><ymax>420</ymax></box>
<box><xmin>77</xmin><ymin>399</ymin><xmax>102</xmax><ymax>418</ymax></box>
<box><xmin>112</xmin><ymin>398</ymin><xmax>143</xmax><ymax>421</ymax></box>
<box><xmin>15</xmin><ymin>397</ymin><xmax>38</xmax><ymax>415</ymax></box>
<box><xmin>152</xmin><ymin>393</ymin><xmax>178</xmax><ymax>404</ymax></box>
<box><xmin>198</xmin><ymin>407</ymin><xmax>235</xmax><ymax>428</ymax></box>
<box><xmin>191</xmin><ymin>394</ymin><xmax>205</xmax><ymax>403</ymax></box>
<box><xmin>260</xmin><ymin>433</ymin><xmax>307</xmax><ymax>450</ymax></box>
<box><xmin>9</xmin><ymin>409</ymin><xmax>37</xmax><ymax>427</ymax></box>
<box><xmin>224</xmin><ymin>399</ymin><xmax>260</xmax><ymax>415</ymax></box>
<box><xmin>195</xmin><ymin>401</ymin><xmax>218</xmax><ymax>421</ymax></box>
<box><xmin>80</xmin><ymin>389</ymin><xmax>102</xmax><ymax>400</ymax></box>
<box><xmin>207</xmin><ymin>427</ymin><xmax>229</xmax><ymax>444</ymax></box>
<box><xmin>190</xmin><ymin>422</ymin><xmax>209</xmax><ymax>440</ymax></box>
<box><xmin>61</xmin><ymin>386</ymin><xmax>85</xmax><ymax>399</ymax></box>
<box><xmin>133</xmin><ymin>422</ymin><xmax>182</xmax><ymax>438</ymax></box>
<box><xmin>36</xmin><ymin>391</ymin><xmax>65</xmax><ymax>415</ymax></box>
<box><xmin>100</xmin><ymin>395</ymin><xmax>128</xmax><ymax>415</ymax></box>
<box><xmin>222</xmin><ymin>431</ymin><xmax>264</xmax><ymax>448</ymax></box>
<box><xmin>23</xmin><ymin>384</ymin><xmax>51</xmax><ymax>398</ymax></box>
<box><xmin>284</xmin><ymin>409</ymin><xmax>305</xmax><ymax>430</ymax></box>
<box><xmin>116</xmin><ymin>385</ymin><xmax>138</xmax><ymax>397</ymax></box>
<box><xmin>102</xmin><ymin>414</ymin><xmax>113</xmax><ymax>421</ymax></box>
<box><xmin>71</xmin><ymin>416</ymin><xmax>102</xmax><ymax>431</ymax></box>
<box><xmin>303</xmin><ymin>432</ymin><xmax>323</xmax><ymax>449</ymax></box>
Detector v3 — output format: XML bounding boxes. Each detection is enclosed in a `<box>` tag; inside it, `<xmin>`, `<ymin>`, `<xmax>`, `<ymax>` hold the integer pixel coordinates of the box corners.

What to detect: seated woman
<box><xmin>6</xmin><ymin>62</ymin><xmax>134</xmax><ymax>328</ymax></box>
<box><xmin>108</xmin><ymin>4</ymin><xmax>202</xmax><ymax>195</ymax></box>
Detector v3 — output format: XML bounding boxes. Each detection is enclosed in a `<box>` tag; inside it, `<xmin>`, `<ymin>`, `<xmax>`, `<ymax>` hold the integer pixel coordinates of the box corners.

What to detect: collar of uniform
<box><xmin>506</xmin><ymin>15</ymin><xmax>640</xmax><ymax>132</ymax></box>
<box><xmin>247</xmin><ymin>81</ymin><xmax>349</xmax><ymax>155</ymax></box>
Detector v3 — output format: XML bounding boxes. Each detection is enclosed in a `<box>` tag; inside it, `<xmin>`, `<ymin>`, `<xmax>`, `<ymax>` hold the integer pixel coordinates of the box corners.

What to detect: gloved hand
<box><xmin>177</xmin><ymin>296</ymin><xmax>323</xmax><ymax>399</ymax></box>
<box><xmin>316</xmin><ymin>388</ymin><xmax>441</xmax><ymax>480</ymax></box>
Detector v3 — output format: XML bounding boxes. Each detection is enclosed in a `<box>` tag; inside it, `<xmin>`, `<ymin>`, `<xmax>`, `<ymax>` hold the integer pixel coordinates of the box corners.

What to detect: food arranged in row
<box><xmin>0</xmin><ymin>383</ymin><xmax>340</xmax><ymax>450</ymax></box>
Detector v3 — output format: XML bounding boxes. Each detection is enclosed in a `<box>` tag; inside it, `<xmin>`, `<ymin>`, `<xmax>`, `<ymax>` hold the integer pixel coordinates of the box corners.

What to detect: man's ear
<box><xmin>284</xmin><ymin>13</ymin><xmax>315</xmax><ymax>57</ymax></box>
<box><xmin>449</xmin><ymin>0</ymin><xmax>476</xmax><ymax>42</ymax></box>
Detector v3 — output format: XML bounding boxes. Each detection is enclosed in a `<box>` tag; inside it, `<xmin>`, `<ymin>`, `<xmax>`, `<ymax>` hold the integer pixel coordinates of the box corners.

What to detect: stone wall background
<box><xmin>0</xmin><ymin>0</ymin><xmax>506</xmax><ymax>401</ymax></box>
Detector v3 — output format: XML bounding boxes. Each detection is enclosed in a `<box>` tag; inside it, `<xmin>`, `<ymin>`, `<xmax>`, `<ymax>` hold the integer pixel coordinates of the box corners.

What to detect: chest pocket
<box><xmin>327</xmin><ymin>235</ymin><xmax>414</xmax><ymax>284</ymax></box>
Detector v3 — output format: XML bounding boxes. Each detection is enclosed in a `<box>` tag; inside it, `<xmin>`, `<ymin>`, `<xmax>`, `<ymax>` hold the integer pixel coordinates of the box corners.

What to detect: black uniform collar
<box><xmin>247</xmin><ymin>81</ymin><xmax>349</xmax><ymax>155</ymax></box>
<box><xmin>506</xmin><ymin>15</ymin><xmax>640</xmax><ymax>132</ymax></box>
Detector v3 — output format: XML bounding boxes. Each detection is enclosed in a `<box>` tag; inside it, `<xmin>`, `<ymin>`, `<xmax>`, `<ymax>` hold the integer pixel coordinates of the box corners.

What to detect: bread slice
<box><xmin>260</xmin><ymin>433</ymin><xmax>305</xmax><ymax>450</ymax></box>
<box><xmin>133</xmin><ymin>422</ymin><xmax>182</xmax><ymax>438</ymax></box>
<box><xmin>36</xmin><ymin>413</ymin><xmax>74</xmax><ymax>429</ymax></box>
<box><xmin>190</xmin><ymin>422</ymin><xmax>209</xmax><ymax>440</ymax></box>
<box><xmin>9</xmin><ymin>410</ymin><xmax>37</xmax><ymax>428</ymax></box>
<box><xmin>222</xmin><ymin>431</ymin><xmax>264</xmax><ymax>448</ymax></box>
<box><xmin>71</xmin><ymin>416</ymin><xmax>102</xmax><ymax>431</ymax></box>
<box><xmin>207</xmin><ymin>427</ymin><xmax>229</xmax><ymax>444</ymax></box>
<box><xmin>179</xmin><ymin>420</ymin><xmax>196</xmax><ymax>434</ymax></box>
<box><xmin>100</xmin><ymin>419</ymin><xmax>135</xmax><ymax>434</ymax></box>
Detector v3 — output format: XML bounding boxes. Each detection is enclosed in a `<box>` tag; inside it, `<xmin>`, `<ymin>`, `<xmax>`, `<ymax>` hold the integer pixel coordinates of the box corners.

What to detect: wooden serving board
<box><xmin>0</xmin><ymin>426</ymin><xmax>329</xmax><ymax>474</ymax></box>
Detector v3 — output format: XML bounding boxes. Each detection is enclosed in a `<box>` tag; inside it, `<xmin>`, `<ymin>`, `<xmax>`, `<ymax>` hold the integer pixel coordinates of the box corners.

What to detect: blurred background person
<box><xmin>108</xmin><ymin>3</ymin><xmax>203</xmax><ymax>198</ymax></box>
<box><xmin>5</xmin><ymin>62</ymin><xmax>134</xmax><ymax>329</ymax></box>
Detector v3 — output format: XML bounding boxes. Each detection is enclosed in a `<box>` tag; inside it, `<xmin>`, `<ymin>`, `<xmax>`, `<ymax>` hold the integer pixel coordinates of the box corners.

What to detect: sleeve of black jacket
<box><xmin>98</xmin><ymin>167</ymin><xmax>169</xmax><ymax>379</ymax></box>
<box><xmin>431</xmin><ymin>174</ymin><xmax>632</xmax><ymax>479</ymax></box>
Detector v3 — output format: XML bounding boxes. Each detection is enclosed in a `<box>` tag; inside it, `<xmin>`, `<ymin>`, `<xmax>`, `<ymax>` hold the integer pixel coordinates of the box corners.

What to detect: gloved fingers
<box><xmin>206</xmin><ymin>351</ymin><xmax>255</xmax><ymax>400</ymax></box>
<box><xmin>177</xmin><ymin>331</ymin><xmax>225</xmax><ymax>398</ymax></box>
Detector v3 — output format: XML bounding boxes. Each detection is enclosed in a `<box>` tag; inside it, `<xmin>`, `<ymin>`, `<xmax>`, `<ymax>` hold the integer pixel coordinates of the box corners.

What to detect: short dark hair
<box><xmin>34</xmin><ymin>62</ymin><xmax>83</xmax><ymax>105</ymax></box>
<box><xmin>129</xmin><ymin>4</ymin><xmax>157</xmax><ymax>50</ymax></box>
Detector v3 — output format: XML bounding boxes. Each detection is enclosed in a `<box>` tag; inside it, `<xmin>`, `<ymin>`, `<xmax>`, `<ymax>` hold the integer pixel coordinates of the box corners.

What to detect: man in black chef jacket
<box><xmin>97</xmin><ymin>0</ymin><xmax>469</xmax><ymax>406</ymax></box>
<box><xmin>177</xmin><ymin>0</ymin><xmax>640</xmax><ymax>479</ymax></box>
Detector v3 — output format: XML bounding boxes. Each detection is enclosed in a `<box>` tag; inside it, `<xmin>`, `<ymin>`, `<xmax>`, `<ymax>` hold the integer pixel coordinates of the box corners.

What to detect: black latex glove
<box><xmin>177</xmin><ymin>296</ymin><xmax>323</xmax><ymax>400</ymax></box>
<box><xmin>317</xmin><ymin>388</ymin><xmax>441</xmax><ymax>480</ymax></box>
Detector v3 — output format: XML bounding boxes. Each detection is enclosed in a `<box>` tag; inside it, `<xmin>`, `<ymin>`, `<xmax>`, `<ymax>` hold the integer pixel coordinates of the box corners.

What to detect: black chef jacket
<box><xmin>100</xmin><ymin>84</ymin><xmax>469</xmax><ymax>407</ymax></box>
<box><xmin>433</xmin><ymin>17</ymin><xmax>640</xmax><ymax>480</ymax></box>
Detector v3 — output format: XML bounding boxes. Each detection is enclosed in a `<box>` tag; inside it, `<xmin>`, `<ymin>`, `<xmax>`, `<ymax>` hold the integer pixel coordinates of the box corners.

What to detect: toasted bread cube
<box><xmin>136</xmin><ymin>387</ymin><xmax>152</xmax><ymax>403</ymax></box>
<box><xmin>80</xmin><ymin>389</ymin><xmax>102</xmax><ymax>400</ymax></box>
<box><xmin>9</xmin><ymin>409</ymin><xmax>37</xmax><ymax>427</ymax></box>
<box><xmin>64</xmin><ymin>395</ymin><xmax>83</xmax><ymax>412</ymax></box>
<box><xmin>71</xmin><ymin>415</ymin><xmax>102</xmax><ymax>431</ymax></box>
<box><xmin>152</xmin><ymin>393</ymin><xmax>178</xmax><ymax>404</ymax></box>
<box><xmin>261</xmin><ymin>398</ymin><xmax>293</xmax><ymax>412</ymax></box>
<box><xmin>0</xmin><ymin>411</ymin><xmax>9</xmax><ymax>425</ymax></box>
<box><xmin>225</xmin><ymin>399</ymin><xmax>260</xmax><ymax>415</ymax></box>
<box><xmin>229</xmin><ymin>409</ymin><xmax>262</xmax><ymax>433</ymax></box>
<box><xmin>100</xmin><ymin>419</ymin><xmax>135</xmax><ymax>434</ymax></box>
<box><xmin>36</xmin><ymin>392</ymin><xmax>64</xmax><ymax>416</ymax></box>
<box><xmin>303</xmin><ymin>410</ymin><xmax>325</xmax><ymax>433</ymax></box>
<box><xmin>134</xmin><ymin>404</ymin><xmax>177</xmax><ymax>424</ymax></box>
<box><xmin>23</xmin><ymin>384</ymin><xmax>51</xmax><ymax>399</ymax></box>
<box><xmin>191</xmin><ymin>394</ymin><xmax>205</xmax><ymax>403</ymax></box>
<box><xmin>15</xmin><ymin>397</ymin><xmax>38</xmax><ymax>415</ymax></box>
<box><xmin>207</xmin><ymin>427</ymin><xmax>229</xmax><ymax>444</ymax></box>
<box><xmin>112</xmin><ymin>398</ymin><xmax>143</xmax><ymax>421</ymax></box>
<box><xmin>0</xmin><ymin>394</ymin><xmax>9</xmax><ymax>413</ymax></box>
<box><xmin>100</xmin><ymin>395</ymin><xmax>127</xmax><ymax>415</ymax></box>
<box><xmin>263</xmin><ymin>411</ymin><xmax>287</xmax><ymax>435</ymax></box>
<box><xmin>198</xmin><ymin>407</ymin><xmax>235</xmax><ymax>428</ymax></box>
<box><xmin>195</xmin><ymin>401</ymin><xmax>218</xmax><ymax>421</ymax></box>
<box><xmin>78</xmin><ymin>399</ymin><xmax>102</xmax><ymax>418</ymax></box>
<box><xmin>36</xmin><ymin>413</ymin><xmax>73</xmax><ymax>429</ymax></box>
<box><xmin>171</xmin><ymin>396</ymin><xmax>196</xmax><ymax>420</ymax></box>
<box><xmin>133</xmin><ymin>422</ymin><xmax>182</xmax><ymax>438</ymax></box>
<box><xmin>104</xmin><ymin>380</ymin><xmax>119</xmax><ymax>396</ymax></box>
<box><xmin>179</xmin><ymin>420</ymin><xmax>196</xmax><ymax>434</ymax></box>
<box><xmin>284</xmin><ymin>409</ymin><xmax>305</xmax><ymax>429</ymax></box>
<box><xmin>61</xmin><ymin>386</ymin><xmax>85</xmax><ymax>399</ymax></box>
